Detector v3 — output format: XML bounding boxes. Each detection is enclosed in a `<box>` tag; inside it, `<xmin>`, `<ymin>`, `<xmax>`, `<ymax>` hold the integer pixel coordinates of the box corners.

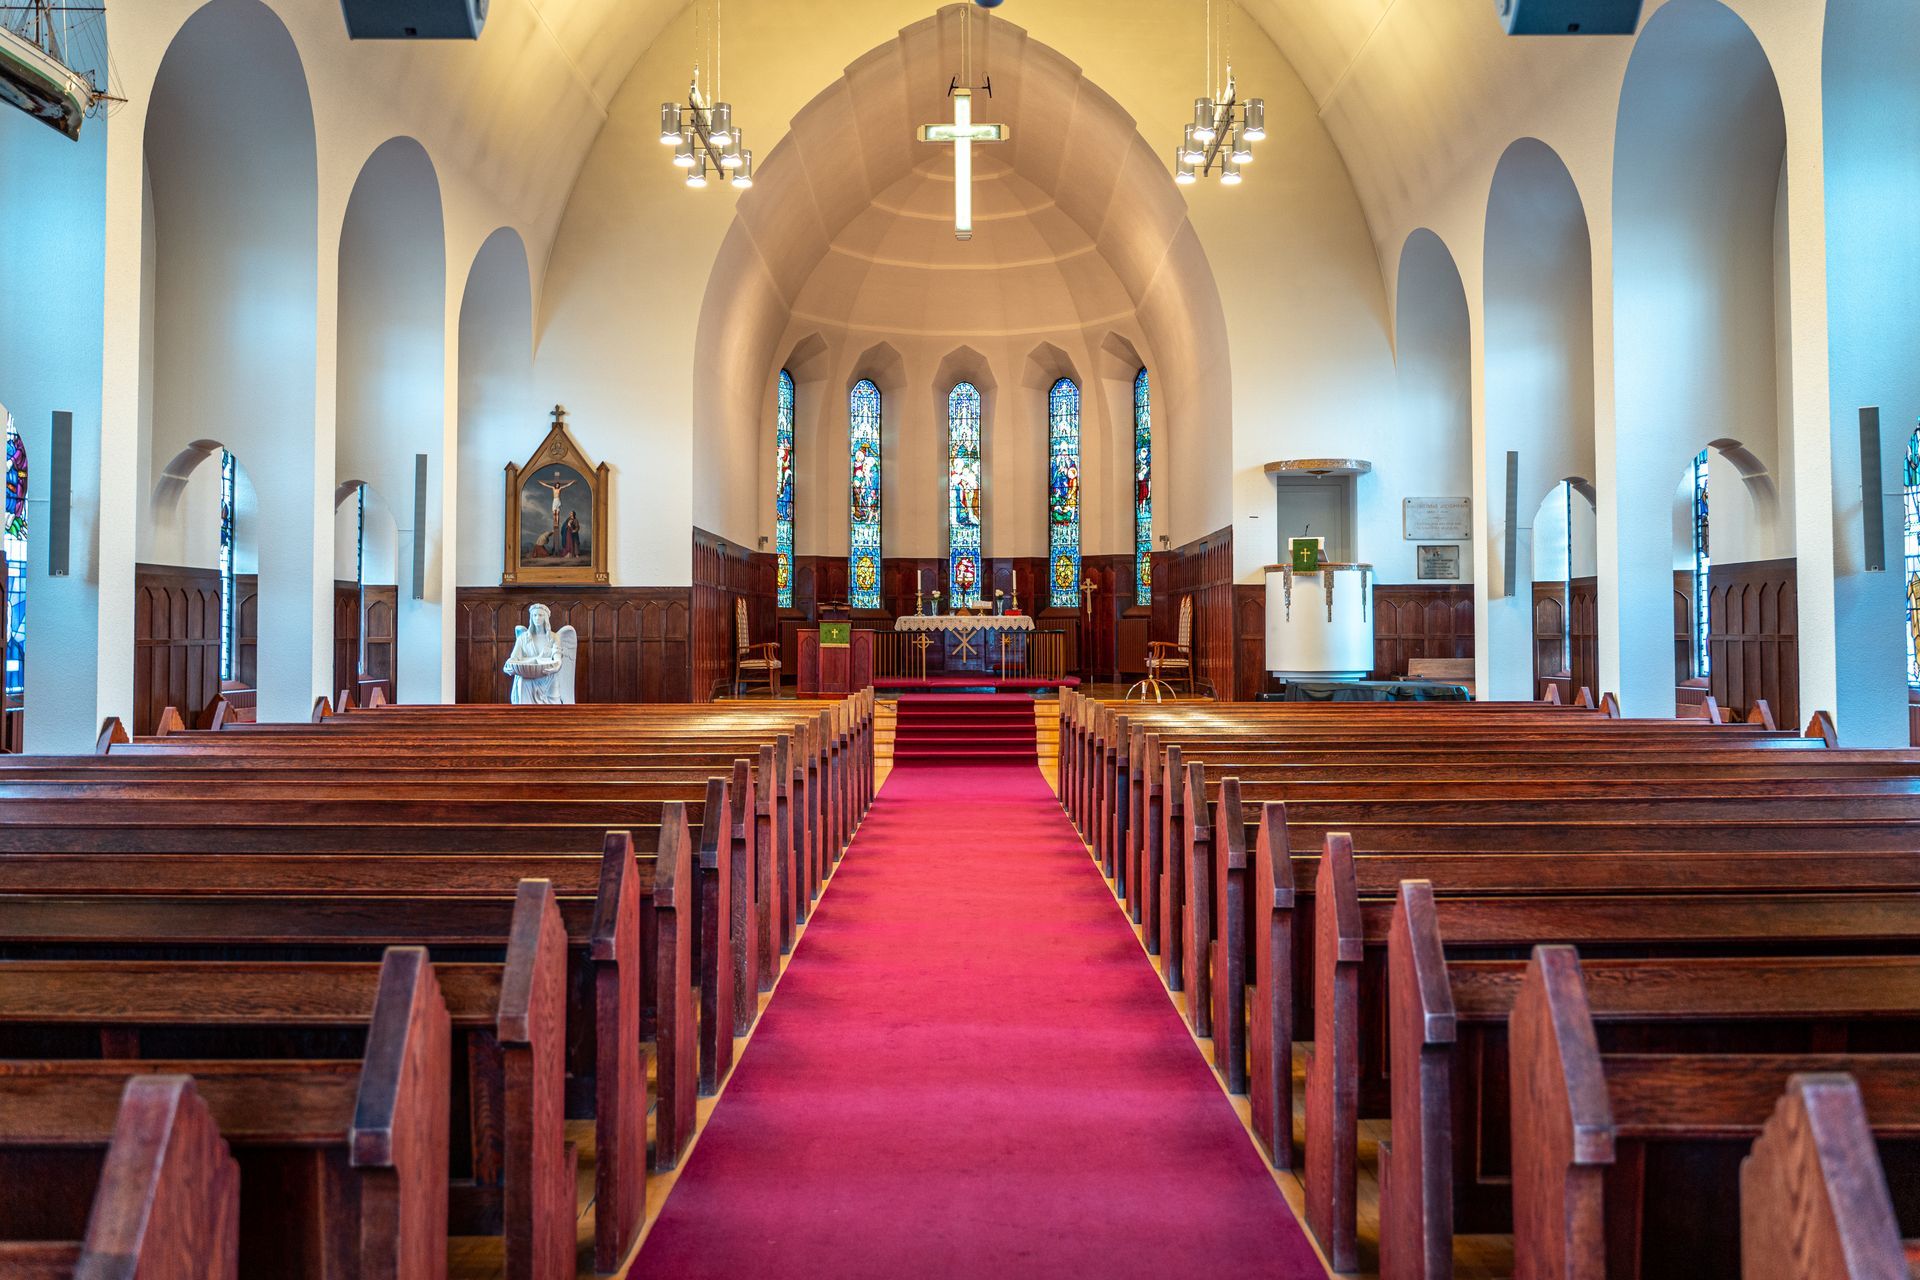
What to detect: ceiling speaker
<box><xmin>1495</xmin><ymin>0</ymin><xmax>1642</xmax><ymax>35</ymax></box>
<box><xmin>340</xmin><ymin>0</ymin><xmax>486</xmax><ymax>40</ymax></box>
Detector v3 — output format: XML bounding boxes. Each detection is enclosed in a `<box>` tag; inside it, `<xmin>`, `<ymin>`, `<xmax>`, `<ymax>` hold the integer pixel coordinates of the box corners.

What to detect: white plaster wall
<box><xmin>1387</xmin><ymin>230</ymin><xmax>1475</xmax><ymax>586</ymax></box>
<box><xmin>456</xmin><ymin>229</ymin><xmax>537</xmax><ymax>586</ymax></box>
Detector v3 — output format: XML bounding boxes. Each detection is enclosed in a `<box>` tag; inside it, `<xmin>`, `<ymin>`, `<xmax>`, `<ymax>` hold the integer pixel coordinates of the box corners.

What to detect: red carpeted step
<box><xmin>892</xmin><ymin>693</ymin><xmax>1037</xmax><ymax>765</ymax></box>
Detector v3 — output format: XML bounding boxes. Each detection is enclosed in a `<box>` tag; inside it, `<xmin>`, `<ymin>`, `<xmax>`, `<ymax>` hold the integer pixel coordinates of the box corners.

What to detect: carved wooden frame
<box><xmin>503</xmin><ymin>412</ymin><xmax>611</xmax><ymax>585</ymax></box>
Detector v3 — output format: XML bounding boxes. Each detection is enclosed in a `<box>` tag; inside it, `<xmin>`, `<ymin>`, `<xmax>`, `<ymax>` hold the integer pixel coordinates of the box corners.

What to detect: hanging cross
<box><xmin>917</xmin><ymin>87</ymin><xmax>1009</xmax><ymax>241</ymax></box>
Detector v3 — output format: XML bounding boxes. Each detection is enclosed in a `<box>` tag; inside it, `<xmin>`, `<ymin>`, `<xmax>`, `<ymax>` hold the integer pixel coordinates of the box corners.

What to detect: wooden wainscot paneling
<box><xmin>1708</xmin><ymin>557</ymin><xmax>1798</xmax><ymax>727</ymax></box>
<box><xmin>455</xmin><ymin>588</ymin><xmax>691</xmax><ymax>704</ymax></box>
<box><xmin>133</xmin><ymin>565</ymin><xmax>258</xmax><ymax>735</ymax></box>
<box><xmin>1532</xmin><ymin>583</ymin><xmax>1568</xmax><ymax>691</ymax></box>
<box><xmin>692</xmin><ymin>529</ymin><xmax>778</xmax><ymax>702</ymax></box>
<box><xmin>1568</xmin><ymin>576</ymin><xmax>1598</xmax><ymax>700</ymax></box>
<box><xmin>1371</xmin><ymin>583</ymin><xmax>1473</xmax><ymax>680</ymax></box>
<box><xmin>1157</xmin><ymin>528</ymin><xmax>1236</xmax><ymax>698</ymax></box>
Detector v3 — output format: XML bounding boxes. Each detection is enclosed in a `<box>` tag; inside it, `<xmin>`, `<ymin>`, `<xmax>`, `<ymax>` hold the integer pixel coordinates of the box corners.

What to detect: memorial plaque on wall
<box><xmin>1403</xmin><ymin>497</ymin><xmax>1472</xmax><ymax>541</ymax></box>
<box><xmin>1416</xmin><ymin>544</ymin><xmax>1462</xmax><ymax>581</ymax></box>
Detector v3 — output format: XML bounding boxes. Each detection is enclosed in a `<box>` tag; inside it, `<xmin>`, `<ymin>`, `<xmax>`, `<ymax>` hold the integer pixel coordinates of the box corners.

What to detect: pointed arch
<box><xmin>1047</xmin><ymin>377</ymin><xmax>1082</xmax><ymax>607</ymax></box>
<box><xmin>947</xmin><ymin>381</ymin><xmax>983</xmax><ymax>607</ymax></box>
<box><xmin>848</xmin><ymin>378</ymin><xmax>883</xmax><ymax>608</ymax></box>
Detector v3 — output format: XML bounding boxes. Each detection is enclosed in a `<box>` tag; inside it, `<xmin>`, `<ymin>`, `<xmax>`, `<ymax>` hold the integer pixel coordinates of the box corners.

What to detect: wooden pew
<box><xmin>1508</xmin><ymin>946</ymin><xmax>1920</xmax><ymax>1280</ymax></box>
<box><xmin>0</xmin><ymin>879</ymin><xmax>577</xmax><ymax>1279</ymax></box>
<box><xmin>1741</xmin><ymin>1075</ymin><xmax>1913</xmax><ymax>1280</ymax></box>
<box><xmin>0</xmin><ymin>823</ymin><xmax>680</xmax><ymax>1272</ymax></box>
<box><xmin>1377</xmin><ymin>879</ymin><xmax>1920</xmax><ymax>1280</ymax></box>
<box><xmin>0</xmin><ymin>1074</ymin><xmax>238</xmax><ymax>1280</ymax></box>
<box><xmin>0</xmin><ymin>947</ymin><xmax>451</xmax><ymax>1280</ymax></box>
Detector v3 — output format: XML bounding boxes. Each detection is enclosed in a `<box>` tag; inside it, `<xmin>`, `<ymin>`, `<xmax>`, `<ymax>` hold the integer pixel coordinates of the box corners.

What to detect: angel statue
<box><xmin>503</xmin><ymin>603</ymin><xmax>579</xmax><ymax>704</ymax></box>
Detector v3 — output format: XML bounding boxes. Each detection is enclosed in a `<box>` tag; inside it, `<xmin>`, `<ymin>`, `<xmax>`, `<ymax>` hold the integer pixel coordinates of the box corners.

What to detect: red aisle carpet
<box><xmin>636</xmin><ymin>762</ymin><xmax>1324</xmax><ymax>1279</ymax></box>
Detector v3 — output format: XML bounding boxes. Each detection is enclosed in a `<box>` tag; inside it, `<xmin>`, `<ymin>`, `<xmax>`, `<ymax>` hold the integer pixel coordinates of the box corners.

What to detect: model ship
<box><xmin>0</xmin><ymin>1</ymin><xmax>115</xmax><ymax>140</ymax></box>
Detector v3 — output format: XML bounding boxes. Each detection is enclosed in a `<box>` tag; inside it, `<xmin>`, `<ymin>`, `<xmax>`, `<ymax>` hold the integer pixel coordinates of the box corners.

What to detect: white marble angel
<box><xmin>503</xmin><ymin>603</ymin><xmax>579</xmax><ymax>704</ymax></box>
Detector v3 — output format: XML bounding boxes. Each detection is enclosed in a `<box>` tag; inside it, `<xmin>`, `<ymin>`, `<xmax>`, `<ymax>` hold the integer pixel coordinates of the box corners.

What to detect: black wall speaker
<box><xmin>48</xmin><ymin>412</ymin><xmax>71</xmax><ymax>579</ymax></box>
<box><xmin>412</xmin><ymin>454</ymin><xmax>428</xmax><ymax>602</ymax></box>
<box><xmin>1861</xmin><ymin>407</ymin><xmax>1886</xmax><ymax>573</ymax></box>
<box><xmin>1495</xmin><ymin>0</ymin><xmax>1643</xmax><ymax>35</ymax></box>
<box><xmin>340</xmin><ymin>0</ymin><xmax>486</xmax><ymax>40</ymax></box>
<box><xmin>1502</xmin><ymin>450</ymin><xmax>1520</xmax><ymax>599</ymax></box>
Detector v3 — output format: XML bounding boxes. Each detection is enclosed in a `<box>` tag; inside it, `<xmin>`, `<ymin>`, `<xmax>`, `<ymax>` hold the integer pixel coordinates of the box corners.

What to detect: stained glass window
<box><xmin>1133</xmin><ymin>368</ymin><xmax>1152</xmax><ymax>608</ymax></box>
<box><xmin>2</xmin><ymin>421</ymin><xmax>25</xmax><ymax>698</ymax></box>
<box><xmin>947</xmin><ymin>382</ymin><xmax>983</xmax><ymax>608</ymax></box>
<box><xmin>1691</xmin><ymin>449</ymin><xmax>1710</xmax><ymax>680</ymax></box>
<box><xmin>775</xmin><ymin>370</ymin><xmax>795</xmax><ymax>608</ymax></box>
<box><xmin>219</xmin><ymin>450</ymin><xmax>236</xmax><ymax>682</ymax></box>
<box><xmin>848</xmin><ymin>379</ymin><xmax>882</xmax><ymax>609</ymax></box>
<box><xmin>1905</xmin><ymin>428</ymin><xmax>1920</xmax><ymax>686</ymax></box>
<box><xmin>1048</xmin><ymin>378</ymin><xmax>1082</xmax><ymax>608</ymax></box>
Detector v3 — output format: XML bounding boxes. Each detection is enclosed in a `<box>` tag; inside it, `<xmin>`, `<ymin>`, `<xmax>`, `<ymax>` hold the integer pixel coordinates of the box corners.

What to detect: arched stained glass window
<box><xmin>1048</xmin><ymin>378</ymin><xmax>1082</xmax><ymax>608</ymax></box>
<box><xmin>1905</xmin><ymin>427</ymin><xmax>1920</xmax><ymax>686</ymax></box>
<box><xmin>948</xmin><ymin>382</ymin><xmax>983</xmax><ymax>608</ymax></box>
<box><xmin>1690</xmin><ymin>448</ymin><xmax>1710</xmax><ymax>680</ymax></box>
<box><xmin>219</xmin><ymin>450</ymin><xmax>237</xmax><ymax>682</ymax></box>
<box><xmin>849</xmin><ymin>379</ymin><xmax>882</xmax><ymax>609</ymax></box>
<box><xmin>774</xmin><ymin>370</ymin><xmax>795</xmax><ymax>608</ymax></box>
<box><xmin>3</xmin><ymin>420</ymin><xmax>25</xmax><ymax>697</ymax></box>
<box><xmin>1133</xmin><ymin>368</ymin><xmax>1152</xmax><ymax>608</ymax></box>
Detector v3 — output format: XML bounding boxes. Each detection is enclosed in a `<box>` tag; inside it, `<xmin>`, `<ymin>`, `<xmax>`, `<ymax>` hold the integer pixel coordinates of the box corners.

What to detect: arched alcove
<box><xmin>691</xmin><ymin>5</ymin><xmax>1227</xmax><ymax>566</ymax></box>
<box><xmin>338</xmin><ymin>136</ymin><xmax>446</xmax><ymax>700</ymax></box>
<box><xmin>1611</xmin><ymin>0</ymin><xmax>1789</xmax><ymax>716</ymax></box>
<box><xmin>143</xmin><ymin>0</ymin><xmax>318</xmax><ymax>722</ymax></box>
<box><xmin>1483</xmin><ymin>139</ymin><xmax>1595</xmax><ymax>699</ymax></box>
<box><xmin>1391</xmin><ymin>228</ymin><xmax>1473</xmax><ymax>586</ymax></box>
<box><xmin>1531</xmin><ymin>478</ymin><xmax>1599</xmax><ymax>696</ymax></box>
<box><xmin>333</xmin><ymin>481</ymin><xmax>400</xmax><ymax>701</ymax></box>
<box><xmin>457</xmin><ymin>227</ymin><xmax>536</xmax><ymax>587</ymax></box>
<box><xmin>1824</xmin><ymin>0</ymin><xmax>1920</xmax><ymax>743</ymax></box>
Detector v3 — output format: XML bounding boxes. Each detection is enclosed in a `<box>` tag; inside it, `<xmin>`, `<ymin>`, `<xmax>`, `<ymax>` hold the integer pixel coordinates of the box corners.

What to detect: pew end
<box><xmin>348</xmin><ymin>946</ymin><xmax>453</xmax><ymax>1280</ymax></box>
<box><xmin>1807</xmin><ymin>710</ymin><xmax>1840</xmax><ymax>748</ymax></box>
<box><xmin>1575</xmin><ymin>687</ymin><xmax>1596</xmax><ymax>709</ymax></box>
<box><xmin>1249</xmin><ymin>799</ymin><xmax>1296</xmax><ymax>1171</ymax></box>
<box><xmin>1305</xmin><ymin>831</ymin><xmax>1364</xmax><ymax>1272</ymax></box>
<box><xmin>1600</xmin><ymin>692</ymin><xmax>1621</xmax><ymax>718</ymax></box>
<box><xmin>310</xmin><ymin>697</ymin><xmax>334</xmax><ymax>724</ymax></box>
<box><xmin>1746</xmin><ymin>699</ymin><xmax>1778</xmax><ymax>731</ymax></box>
<box><xmin>1540</xmin><ymin>683</ymin><xmax>1563</xmax><ymax>705</ymax></box>
<box><xmin>1379</xmin><ymin>880</ymin><xmax>1457</xmax><ymax>1280</ymax></box>
<box><xmin>653</xmin><ymin>802</ymin><xmax>698</xmax><ymax>1171</ymax></box>
<box><xmin>496</xmin><ymin>880</ymin><xmax>575</xmax><ymax>1280</ymax></box>
<box><xmin>589</xmin><ymin>831</ymin><xmax>645</xmax><ymax>1273</ymax></box>
<box><xmin>1740</xmin><ymin>1074</ymin><xmax>1908</xmax><ymax>1280</ymax></box>
<box><xmin>72</xmin><ymin>1075</ymin><xmax>240</xmax><ymax>1280</ymax></box>
<box><xmin>94</xmin><ymin>718</ymin><xmax>129</xmax><ymax>755</ymax></box>
<box><xmin>1209</xmin><ymin>775</ymin><xmax>1248</xmax><ymax>1095</ymax></box>
<box><xmin>1508</xmin><ymin>945</ymin><xmax>1614</xmax><ymax>1280</ymax></box>
<box><xmin>154</xmin><ymin>707</ymin><xmax>188</xmax><ymax>737</ymax></box>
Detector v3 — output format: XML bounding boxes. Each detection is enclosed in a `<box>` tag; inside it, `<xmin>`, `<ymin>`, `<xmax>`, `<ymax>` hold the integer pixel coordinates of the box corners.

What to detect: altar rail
<box><xmin>871</xmin><ymin>629</ymin><xmax>1067</xmax><ymax>683</ymax></box>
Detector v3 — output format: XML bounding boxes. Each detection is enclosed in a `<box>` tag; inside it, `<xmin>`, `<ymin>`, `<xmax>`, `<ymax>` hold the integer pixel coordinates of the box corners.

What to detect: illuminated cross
<box><xmin>917</xmin><ymin>88</ymin><xmax>1009</xmax><ymax>242</ymax></box>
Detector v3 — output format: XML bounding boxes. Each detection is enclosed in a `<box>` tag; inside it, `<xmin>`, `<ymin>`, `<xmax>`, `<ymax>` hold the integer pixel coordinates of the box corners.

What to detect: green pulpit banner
<box><xmin>1289</xmin><ymin>538</ymin><xmax>1324</xmax><ymax>574</ymax></box>
<box><xmin>820</xmin><ymin>621</ymin><xmax>852</xmax><ymax>648</ymax></box>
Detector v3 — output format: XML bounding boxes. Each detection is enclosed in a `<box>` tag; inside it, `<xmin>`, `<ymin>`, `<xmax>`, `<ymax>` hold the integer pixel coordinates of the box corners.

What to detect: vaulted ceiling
<box><xmin>343</xmin><ymin>0</ymin><xmax>1566</xmax><ymax>257</ymax></box>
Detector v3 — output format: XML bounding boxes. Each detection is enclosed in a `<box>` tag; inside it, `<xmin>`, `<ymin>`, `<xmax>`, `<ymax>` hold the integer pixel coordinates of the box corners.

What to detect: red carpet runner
<box><xmin>636</xmin><ymin>762</ymin><xmax>1324</xmax><ymax>1279</ymax></box>
<box><xmin>891</xmin><ymin>693</ymin><xmax>1038</xmax><ymax>764</ymax></box>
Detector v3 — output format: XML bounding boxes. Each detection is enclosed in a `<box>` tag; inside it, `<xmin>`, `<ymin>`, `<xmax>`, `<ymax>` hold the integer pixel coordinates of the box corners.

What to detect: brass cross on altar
<box><xmin>917</xmin><ymin>88</ymin><xmax>1009</xmax><ymax>241</ymax></box>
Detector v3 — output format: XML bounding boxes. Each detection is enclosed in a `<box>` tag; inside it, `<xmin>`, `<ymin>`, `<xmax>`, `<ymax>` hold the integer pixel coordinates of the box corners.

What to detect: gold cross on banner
<box><xmin>917</xmin><ymin>88</ymin><xmax>1009</xmax><ymax>241</ymax></box>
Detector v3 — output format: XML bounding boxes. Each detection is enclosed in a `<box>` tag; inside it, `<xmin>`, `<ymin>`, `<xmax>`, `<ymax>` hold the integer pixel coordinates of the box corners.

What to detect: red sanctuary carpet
<box><xmin>635</xmin><ymin>762</ymin><xmax>1324</xmax><ymax>1280</ymax></box>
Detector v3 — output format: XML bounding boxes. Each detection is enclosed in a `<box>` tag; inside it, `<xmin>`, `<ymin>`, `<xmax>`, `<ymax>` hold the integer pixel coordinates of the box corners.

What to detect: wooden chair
<box><xmin>733</xmin><ymin>597</ymin><xmax>781</xmax><ymax>698</ymax></box>
<box><xmin>1144</xmin><ymin>596</ymin><xmax>1195</xmax><ymax>696</ymax></box>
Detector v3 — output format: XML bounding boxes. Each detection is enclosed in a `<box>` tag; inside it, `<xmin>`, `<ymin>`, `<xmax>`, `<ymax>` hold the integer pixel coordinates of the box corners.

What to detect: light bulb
<box><xmin>1242</xmin><ymin>98</ymin><xmax>1266</xmax><ymax>142</ymax></box>
<box><xmin>1230</xmin><ymin>128</ymin><xmax>1253</xmax><ymax>164</ymax></box>
<box><xmin>1193</xmin><ymin>97</ymin><xmax>1216</xmax><ymax>143</ymax></box>
<box><xmin>686</xmin><ymin>159</ymin><xmax>709</xmax><ymax>188</ymax></box>
<box><xmin>1174</xmin><ymin>148</ymin><xmax>1197</xmax><ymax>185</ymax></box>
<box><xmin>709</xmin><ymin>102</ymin><xmax>732</xmax><ymax>141</ymax></box>
<box><xmin>659</xmin><ymin>102</ymin><xmax>683</xmax><ymax>144</ymax></box>
<box><xmin>720</xmin><ymin>128</ymin><xmax>744</xmax><ymax>168</ymax></box>
<box><xmin>672</xmin><ymin>133</ymin><xmax>695</xmax><ymax>168</ymax></box>
<box><xmin>1181</xmin><ymin>124</ymin><xmax>1206</xmax><ymax>164</ymax></box>
<box><xmin>731</xmin><ymin>150</ymin><xmax>754</xmax><ymax>188</ymax></box>
<box><xmin>1221</xmin><ymin>155</ymin><xmax>1243</xmax><ymax>186</ymax></box>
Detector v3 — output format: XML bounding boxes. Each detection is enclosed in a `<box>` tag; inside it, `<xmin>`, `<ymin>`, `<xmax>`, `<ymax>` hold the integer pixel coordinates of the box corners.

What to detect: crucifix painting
<box><xmin>503</xmin><ymin>406</ymin><xmax>611</xmax><ymax>585</ymax></box>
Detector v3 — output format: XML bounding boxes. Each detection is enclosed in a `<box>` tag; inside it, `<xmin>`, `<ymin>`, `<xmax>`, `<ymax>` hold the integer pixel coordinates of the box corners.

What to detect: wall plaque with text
<box><xmin>1403</xmin><ymin>497</ymin><xmax>1472</xmax><ymax>541</ymax></box>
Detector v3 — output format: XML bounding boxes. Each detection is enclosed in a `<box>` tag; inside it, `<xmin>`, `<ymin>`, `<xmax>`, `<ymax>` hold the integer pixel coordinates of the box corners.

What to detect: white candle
<box><xmin>917</xmin><ymin>569</ymin><xmax>923</xmax><ymax>590</ymax></box>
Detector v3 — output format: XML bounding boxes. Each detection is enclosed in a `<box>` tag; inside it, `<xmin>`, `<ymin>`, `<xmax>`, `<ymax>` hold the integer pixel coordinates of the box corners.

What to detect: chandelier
<box><xmin>1172</xmin><ymin>0</ymin><xmax>1263</xmax><ymax>186</ymax></box>
<box><xmin>657</xmin><ymin>0</ymin><xmax>752</xmax><ymax>189</ymax></box>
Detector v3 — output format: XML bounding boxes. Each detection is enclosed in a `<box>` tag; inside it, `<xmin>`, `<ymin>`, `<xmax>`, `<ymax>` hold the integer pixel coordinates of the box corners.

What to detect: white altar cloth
<box><xmin>894</xmin><ymin>614</ymin><xmax>1035</xmax><ymax>634</ymax></box>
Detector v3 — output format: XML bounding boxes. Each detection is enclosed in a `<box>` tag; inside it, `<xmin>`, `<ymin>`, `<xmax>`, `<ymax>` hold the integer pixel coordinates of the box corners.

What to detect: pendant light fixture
<box><xmin>658</xmin><ymin>0</ymin><xmax>751</xmax><ymax>194</ymax></box>
<box><xmin>1173</xmin><ymin>0</ymin><xmax>1264</xmax><ymax>186</ymax></box>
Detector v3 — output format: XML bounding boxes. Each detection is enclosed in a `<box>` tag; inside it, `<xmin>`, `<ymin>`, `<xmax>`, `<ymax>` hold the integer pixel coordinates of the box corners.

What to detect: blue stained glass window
<box><xmin>220</xmin><ymin>450</ymin><xmax>237</xmax><ymax>682</ymax></box>
<box><xmin>1691</xmin><ymin>449</ymin><xmax>1710</xmax><ymax>680</ymax></box>
<box><xmin>1048</xmin><ymin>378</ymin><xmax>1082</xmax><ymax>608</ymax></box>
<box><xmin>3</xmin><ymin>421</ymin><xmax>25</xmax><ymax>698</ymax></box>
<box><xmin>775</xmin><ymin>370</ymin><xmax>795</xmax><ymax>608</ymax></box>
<box><xmin>947</xmin><ymin>382</ymin><xmax>983</xmax><ymax>608</ymax></box>
<box><xmin>1133</xmin><ymin>368</ymin><xmax>1152</xmax><ymax>608</ymax></box>
<box><xmin>1904</xmin><ymin>428</ymin><xmax>1920</xmax><ymax>686</ymax></box>
<box><xmin>849</xmin><ymin>379</ymin><xmax>882</xmax><ymax>609</ymax></box>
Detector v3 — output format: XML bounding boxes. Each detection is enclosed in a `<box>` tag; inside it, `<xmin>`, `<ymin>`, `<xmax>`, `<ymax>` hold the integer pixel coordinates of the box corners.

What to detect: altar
<box><xmin>895</xmin><ymin>614</ymin><xmax>1034</xmax><ymax>676</ymax></box>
